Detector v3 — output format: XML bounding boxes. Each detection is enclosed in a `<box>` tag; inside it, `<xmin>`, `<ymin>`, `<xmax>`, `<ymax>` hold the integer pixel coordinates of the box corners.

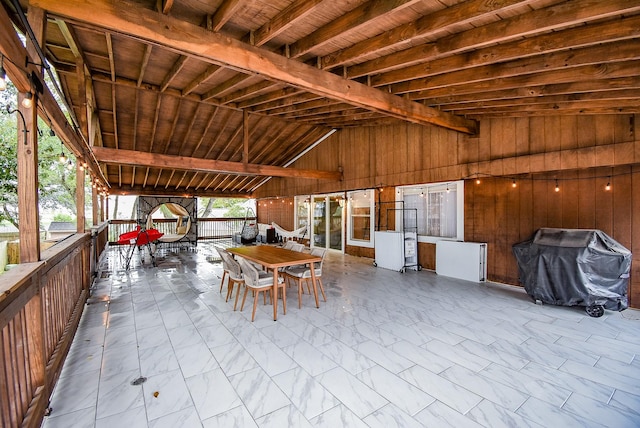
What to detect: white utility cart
<box><xmin>373</xmin><ymin>201</ymin><xmax>420</xmax><ymax>272</ymax></box>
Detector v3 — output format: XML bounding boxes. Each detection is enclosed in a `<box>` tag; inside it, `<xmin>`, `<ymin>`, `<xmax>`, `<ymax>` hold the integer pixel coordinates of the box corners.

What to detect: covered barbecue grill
<box><xmin>512</xmin><ymin>228</ymin><xmax>631</xmax><ymax>317</ymax></box>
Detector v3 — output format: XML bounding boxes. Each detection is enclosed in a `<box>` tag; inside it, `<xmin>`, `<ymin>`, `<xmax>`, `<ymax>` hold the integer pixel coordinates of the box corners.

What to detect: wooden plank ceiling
<box><xmin>3</xmin><ymin>0</ymin><xmax>639</xmax><ymax>197</ymax></box>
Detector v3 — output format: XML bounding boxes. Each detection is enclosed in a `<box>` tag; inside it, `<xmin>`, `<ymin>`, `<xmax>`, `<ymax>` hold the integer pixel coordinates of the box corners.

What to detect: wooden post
<box><xmin>92</xmin><ymin>186</ymin><xmax>99</xmax><ymax>225</ymax></box>
<box><xmin>17</xmin><ymin>6</ymin><xmax>47</xmax><ymax>263</ymax></box>
<box><xmin>76</xmin><ymin>164</ymin><xmax>85</xmax><ymax>232</ymax></box>
<box><xmin>100</xmin><ymin>194</ymin><xmax>105</xmax><ymax>222</ymax></box>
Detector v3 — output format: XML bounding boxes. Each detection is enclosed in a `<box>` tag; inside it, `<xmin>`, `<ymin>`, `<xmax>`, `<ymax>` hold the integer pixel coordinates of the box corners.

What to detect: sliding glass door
<box><xmin>311</xmin><ymin>194</ymin><xmax>343</xmax><ymax>251</ymax></box>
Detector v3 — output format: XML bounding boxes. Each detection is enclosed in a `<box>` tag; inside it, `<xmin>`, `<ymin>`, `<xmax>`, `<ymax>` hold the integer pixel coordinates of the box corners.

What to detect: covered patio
<box><xmin>1</xmin><ymin>1</ymin><xmax>639</xmax><ymax>427</ymax></box>
<box><xmin>42</xmin><ymin>244</ymin><xmax>640</xmax><ymax>427</ymax></box>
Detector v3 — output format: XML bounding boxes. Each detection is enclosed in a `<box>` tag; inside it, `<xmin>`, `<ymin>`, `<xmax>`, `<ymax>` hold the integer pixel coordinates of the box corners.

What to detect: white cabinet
<box><xmin>374</xmin><ymin>231</ymin><xmax>419</xmax><ymax>272</ymax></box>
<box><xmin>374</xmin><ymin>231</ymin><xmax>405</xmax><ymax>271</ymax></box>
<box><xmin>436</xmin><ymin>241</ymin><xmax>487</xmax><ymax>282</ymax></box>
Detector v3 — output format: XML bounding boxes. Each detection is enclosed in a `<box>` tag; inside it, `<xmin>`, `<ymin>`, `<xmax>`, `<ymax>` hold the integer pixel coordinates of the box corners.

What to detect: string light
<box><xmin>420</xmin><ymin>189</ymin><xmax>425</xmax><ymax>197</ymax></box>
<box><xmin>605</xmin><ymin>178</ymin><xmax>611</xmax><ymax>191</ymax></box>
<box><xmin>66</xmin><ymin>159</ymin><xmax>74</xmax><ymax>170</ymax></box>
<box><xmin>512</xmin><ymin>179</ymin><xmax>517</xmax><ymax>188</ymax></box>
<box><xmin>555</xmin><ymin>179</ymin><xmax>560</xmax><ymax>192</ymax></box>
<box><xmin>21</xmin><ymin>92</ymin><xmax>33</xmax><ymax>109</ymax></box>
<box><xmin>476</xmin><ymin>178</ymin><xmax>481</xmax><ymax>184</ymax></box>
<box><xmin>446</xmin><ymin>184</ymin><xmax>450</xmax><ymax>193</ymax></box>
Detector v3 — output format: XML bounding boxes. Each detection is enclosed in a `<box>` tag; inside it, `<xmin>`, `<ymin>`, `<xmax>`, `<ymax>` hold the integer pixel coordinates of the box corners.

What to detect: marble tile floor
<box><xmin>41</xmin><ymin>242</ymin><xmax>640</xmax><ymax>428</ymax></box>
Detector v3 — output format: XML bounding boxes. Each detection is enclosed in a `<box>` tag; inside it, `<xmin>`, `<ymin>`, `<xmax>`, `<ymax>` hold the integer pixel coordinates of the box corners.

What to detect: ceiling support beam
<box><xmin>33</xmin><ymin>0</ymin><xmax>477</xmax><ymax>134</ymax></box>
<box><xmin>92</xmin><ymin>147</ymin><xmax>343</xmax><ymax>181</ymax></box>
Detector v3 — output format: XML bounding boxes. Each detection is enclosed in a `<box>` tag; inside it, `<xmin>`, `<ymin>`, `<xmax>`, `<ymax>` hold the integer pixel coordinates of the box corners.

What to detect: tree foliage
<box><xmin>0</xmin><ymin>81</ymin><xmax>84</xmax><ymax>228</ymax></box>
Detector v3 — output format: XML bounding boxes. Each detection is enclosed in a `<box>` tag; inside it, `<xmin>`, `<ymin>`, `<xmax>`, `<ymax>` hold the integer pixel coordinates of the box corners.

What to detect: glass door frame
<box><xmin>295</xmin><ymin>192</ymin><xmax>345</xmax><ymax>253</ymax></box>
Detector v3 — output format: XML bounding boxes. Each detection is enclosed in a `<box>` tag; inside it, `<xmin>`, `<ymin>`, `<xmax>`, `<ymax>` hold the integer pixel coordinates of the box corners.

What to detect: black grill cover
<box><xmin>512</xmin><ymin>228</ymin><xmax>631</xmax><ymax>311</ymax></box>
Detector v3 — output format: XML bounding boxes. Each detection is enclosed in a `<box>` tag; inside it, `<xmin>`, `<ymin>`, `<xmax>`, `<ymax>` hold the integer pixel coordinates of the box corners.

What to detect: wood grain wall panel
<box><xmin>595</xmin><ymin>116</ymin><xmax>616</xmax><ymax>146</ymax></box>
<box><xmin>559</xmin><ymin>116</ymin><xmax>578</xmax><ymax>151</ymax></box>
<box><xmin>418</xmin><ymin>243</ymin><xmax>436</xmax><ymax>271</ymax></box>
<box><xmin>493</xmin><ymin>179</ymin><xmax>510</xmax><ymax>284</ymax></box>
<box><xmin>577</xmin><ymin>169</ymin><xmax>596</xmax><ymax>228</ymax></box>
<box><xmin>595</xmin><ymin>173</ymin><xmax>614</xmax><ymax>236</ymax></box>
<box><xmin>478</xmin><ymin>120</ymin><xmax>491</xmax><ymax>162</ymax></box>
<box><xmin>529</xmin><ymin>116</ymin><xmax>546</xmax><ymax>154</ymax></box>
<box><xmin>515</xmin><ymin>117</ymin><xmax>530</xmax><ymax>156</ymax></box>
<box><xmin>612</xmin><ymin>166</ymin><xmax>632</xmax><ymax>251</ymax></box>
<box><xmin>256</xmin><ymin>115</ymin><xmax>639</xmax><ymax>307</ymax></box>
<box><xmin>561</xmin><ymin>171</ymin><xmax>579</xmax><ymax>227</ymax></box>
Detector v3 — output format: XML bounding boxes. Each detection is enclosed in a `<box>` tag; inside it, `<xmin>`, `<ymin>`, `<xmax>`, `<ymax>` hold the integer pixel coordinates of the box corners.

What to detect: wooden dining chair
<box><xmin>237</xmin><ymin>257</ymin><xmax>286</xmax><ymax>322</ymax></box>
<box><xmin>217</xmin><ymin>248</ymin><xmax>245</xmax><ymax>310</ymax></box>
<box><xmin>283</xmin><ymin>247</ymin><xmax>327</xmax><ymax>309</ymax></box>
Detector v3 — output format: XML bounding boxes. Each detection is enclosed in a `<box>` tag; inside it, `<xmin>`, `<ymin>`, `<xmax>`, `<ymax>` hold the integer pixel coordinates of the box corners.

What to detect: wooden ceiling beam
<box><xmin>288</xmin><ymin>0</ymin><xmax>423</xmax><ymax>59</ymax></box>
<box><xmin>409</xmin><ymin>61</ymin><xmax>640</xmax><ymax>100</ymax></box>
<box><xmin>137</xmin><ymin>45</ymin><xmax>152</xmax><ymax>87</ymax></box>
<box><xmin>425</xmin><ymin>77</ymin><xmax>640</xmax><ymax>108</ymax></box>
<box><xmin>92</xmin><ymin>147</ymin><xmax>343</xmax><ymax>180</ymax></box>
<box><xmin>35</xmin><ymin>0</ymin><xmax>476</xmax><ymax>133</ymax></box>
<box><xmin>374</xmin><ymin>13</ymin><xmax>640</xmax><ymax>88</ymax></box>
<box><xmin>393</xmin><ymin>40</ymin><xmax>640</xmax><ymax>95</ymax></box>
<box><xmin>157</xmin><ymin>0</ymin><xmax>174</xmax><ymax>15</ymax></box>
<box><xmin>219</xmin><ymin>81</ymin><xmax>280</xmax><ymax>105</ymax></box>
<box><xmin>160</xmin><ymin>55</ymin><xmax>188</xmax><ymax>92</ymax></box>
<box><xmin>442</xmin><ymin>89</ymin><xmax>640</xmax><ymax>113</ymax></box>
<box><xmin>189</xmin><ymin>106</ymin><xmax>219</xmax><ymax>157</ymax></box>
<box><xmin>322</xmin><ymin>0</ymin><xmax>532</xmax><ymax>70</ymax></box>
<box><xmin>208</xmin><ymin>0</ymin><xmax>242</xmax><ymax>32</ymax></box>
<box><xmin>250</xmin><ymin>0</ymin><xmax>325</xmax><ymax>47</ymax></box>
<box><xmin>182</xmin><ymin>64</ymin><xmax>222</xmax><ymax>96</ymax></box>
<box><xmin>238</xmin><ymin>87</ymin><xmax>305</xmax><ymax>110</ymax></box>
<box><xmin>348</xmin><ymin>0</ymin><xmax>640</xmax><ymax>79</ymax></box>
<box><xmin>202</xmin><ymin>73</ymin><xmax>252</xmax><ymax>101</ymax></box>
<box><xmin>254</xmin><ymin>93</ymin><xmax>323</xmax><ymax>114</ymax></box>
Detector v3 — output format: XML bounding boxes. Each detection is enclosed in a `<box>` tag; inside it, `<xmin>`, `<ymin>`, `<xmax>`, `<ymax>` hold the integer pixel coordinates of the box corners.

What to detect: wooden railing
<box><xmin>0</xmin><ymin>233</ymin><xmax>91</xmax><ymax>428</ymax></box>
<box><xmin>108</xmin><ymin>217</ymin><xmax>255</xmax><ymax>243</ymax></box>
<box><xmin>90</xmin><ymin>221</ymin><xmax>109</xmax><ymax>274</ymax></box>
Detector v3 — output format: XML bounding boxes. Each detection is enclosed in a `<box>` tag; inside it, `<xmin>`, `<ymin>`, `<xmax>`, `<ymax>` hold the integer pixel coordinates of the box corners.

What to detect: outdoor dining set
<box><xmin>215</xmin><ymin>241</ymin><xmax>327</xmax><ymax>322</ymax></box>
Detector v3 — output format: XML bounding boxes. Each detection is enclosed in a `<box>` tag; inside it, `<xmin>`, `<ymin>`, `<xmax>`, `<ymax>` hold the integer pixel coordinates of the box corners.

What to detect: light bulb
<box><xmin>605</xmin><ymin>182</ymin><xmax>611</xmax><ymax>191</ymax></box>
<box><xmin>476</xmin><ymin>178</ymin><xmax>481</xmax><ymax>184</ymax></box>
<box><xmin>0</xmin><ymin>69</ymin><xmax>6</xmax><ymax>91</ymax></box>
<box><xmin>59</xmin><ymin>151</ymin><xmax>67</xmax><ymax>163</ymax></box>
<box><xmin>512</xmin><ymin>179</ymin><xmax>517</xmax><ymax>188</ymax></box>
<box><xmin>21</xmin><ymin>92</ymin><xmax>33</xmax><ymax>109</ymax></box>
<box><xmin>66</xmin><ymin>160</ymin><xmax>74</xmax><ymax>170</ymax></box>
<box><xmin>555</xmin><ymin>180</ymin><xmax>560</xmax><ymax>192</ymax></box>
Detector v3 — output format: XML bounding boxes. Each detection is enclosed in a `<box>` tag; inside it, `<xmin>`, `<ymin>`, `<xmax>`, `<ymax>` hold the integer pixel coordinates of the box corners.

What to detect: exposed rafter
<box><xmin>33</xmin><ymin>0</ymin><xmax>477</xmax><ymax>134</ymax></box>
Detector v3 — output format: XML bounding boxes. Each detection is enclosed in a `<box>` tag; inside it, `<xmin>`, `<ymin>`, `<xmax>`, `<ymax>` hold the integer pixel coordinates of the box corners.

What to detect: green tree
<box><xmin>0</xmin><ymin>81</ymin><xmax>84</xmax><ymax>228</ymax></box>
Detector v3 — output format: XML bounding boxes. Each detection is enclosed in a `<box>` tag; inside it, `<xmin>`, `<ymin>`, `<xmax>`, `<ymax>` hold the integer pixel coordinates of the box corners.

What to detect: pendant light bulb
<box><xmin>512</xmin><ymin>179</ymin><xmax>517</xmax><ymax>188</ymax></box>
<box><xmin>21</xmin><ymin>92</ymin><xmax>33</xmax><ymax>109</ymax></box>
<box><xmin>555</xmin><ymin>180</ymin><xmax>560</xmax><ymax>192</ymax></box>
<box><xmin>59</xmin><ymin>150</ymin><xmax>67</xmax><ymax>164</ymax></box>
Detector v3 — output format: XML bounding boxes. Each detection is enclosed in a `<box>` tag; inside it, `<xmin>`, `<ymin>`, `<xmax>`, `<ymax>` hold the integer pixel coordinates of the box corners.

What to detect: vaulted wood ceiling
<box><xmin>2</xmin><ymin>0</ymin><xmax>639</xmax><ymax>197</ymax></box>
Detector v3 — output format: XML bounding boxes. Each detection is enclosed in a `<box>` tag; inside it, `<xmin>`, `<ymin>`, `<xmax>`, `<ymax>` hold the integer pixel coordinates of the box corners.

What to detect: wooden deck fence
<box><xmin>0</xmin><ymin>222</ymin><xmax>109</xmax><ymax>428</ymax></box>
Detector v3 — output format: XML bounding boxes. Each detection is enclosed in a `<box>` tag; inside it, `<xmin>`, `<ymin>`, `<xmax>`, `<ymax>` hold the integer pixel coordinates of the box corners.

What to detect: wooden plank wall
<box><xmin>256</xmin><ymin>197</ymin><xmax>295</xmax><ymax>230</ymax></box>
<box><xmin>256</xmin><ymin>114</ymin><xmax>640</xmax><ymax>307</ymax></box>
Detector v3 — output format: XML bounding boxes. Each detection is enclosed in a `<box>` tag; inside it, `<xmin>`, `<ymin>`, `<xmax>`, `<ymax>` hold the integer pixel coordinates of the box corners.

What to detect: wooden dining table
<box><xmin>227</xmin><ymin>245</ymin><xmax>322</xmax><ymax>321</ymax></box>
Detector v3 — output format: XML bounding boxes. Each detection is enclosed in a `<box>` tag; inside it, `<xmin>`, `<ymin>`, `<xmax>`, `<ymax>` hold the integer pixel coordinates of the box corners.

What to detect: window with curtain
<box><xmin>347</xmin><ymin>189</ymin><xmax>374</xmax><ymax>247</ymax></box>
<box><xmin>294</xmin><ymin>196</ymin><xmax>309</xmax><ymax>230</ymax></box>
<box><xmin>399</xmin><ymin>181</ymin><xmax>463</xmax><ymax>242</ymax></box>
